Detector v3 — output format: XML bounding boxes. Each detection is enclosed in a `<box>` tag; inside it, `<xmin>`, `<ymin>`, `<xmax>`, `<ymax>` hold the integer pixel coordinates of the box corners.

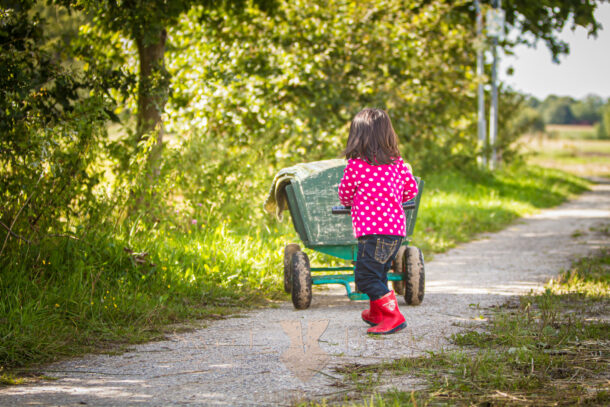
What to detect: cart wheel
<box><xmin>283</xmin><ymin>244</ymin><xmax>301</xmax><ymax>293</ymax></box>
<box><xmin>291</xmin><ymin>251</ymin><xmax>312</xmax><ymax>309</ymax></box>
<box><xmin>391</xmin><ymin>246</ymin><xmax>407</xmax><ymax>295</ymax></box>
<box><xmin>404</xmin><ymin>246</ymin><xmax>425</xmax><ymax>306</ymax></box>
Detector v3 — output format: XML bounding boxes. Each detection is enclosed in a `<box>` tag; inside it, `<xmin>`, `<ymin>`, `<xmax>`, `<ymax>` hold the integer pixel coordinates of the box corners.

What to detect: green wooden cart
<box><xmin>281</xmin><ymin>160</ymin><xmax>425</xmax><ymax>310</ymax></box>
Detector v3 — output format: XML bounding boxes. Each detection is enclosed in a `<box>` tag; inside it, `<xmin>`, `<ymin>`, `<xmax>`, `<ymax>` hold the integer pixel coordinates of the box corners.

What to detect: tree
<box><xmin>1</xmin><ymin>1</ymin><xmax>110</xmax><ymax>251</ymax></box>
<box><xmin>572</xmin><ymin>94</ymin><xmax>604</xmax><ymax>124</ymax></box>
<box><xmin>597</xmin><ymin>102</ymin><xmax>610</xmax><ymax>139</ymax></box>
<box><xmin>59</xmin><ymin>0</ymin><xmax>276</xmax><ymax>178</ymax></box>
<box><xmin>450</xmin><ymin>0</ymin><xmax>602</xmax><ymax>61</ymax></box>
<box><xmin>539</xmin><ymin>95</ymin><xmax>575</xmax><ymax>124</ymax></box>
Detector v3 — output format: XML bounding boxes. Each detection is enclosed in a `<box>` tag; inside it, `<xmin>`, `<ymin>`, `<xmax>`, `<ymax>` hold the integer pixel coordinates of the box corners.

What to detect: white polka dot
<box><xmin>359</xmin><ymin>164</ymin><xmax>363</xmax><ymax>168</ymax></box>
<box><xmin>367</xmin><ymin>227</ymin><xmax>371</xmax><ymax>231</ymax></box>
<box><xmin>365</xmin><ymin>168</ymin><xmax>370</xmax><ymax>172</ymax></box>
<box><xmin>384</xmin><ymin>223</ymin><xmax>388</xmax><ymax>227</ymax></box>
<box><xmin>372</xmin><ymin>222</ymin><xmax>376</xmax><ymax>226</ymax></box>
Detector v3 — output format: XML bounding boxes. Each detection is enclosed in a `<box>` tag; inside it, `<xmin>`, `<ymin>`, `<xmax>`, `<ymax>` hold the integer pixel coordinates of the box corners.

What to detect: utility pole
<box><xmin>475</xmin><ymin>0</ymin><xmax>486</xmax><ymax>167</ymax></box>
<box><xmin>488</xmin><ymin>0</ymin><xmax>503</xmax><ymax>170</ymax></box>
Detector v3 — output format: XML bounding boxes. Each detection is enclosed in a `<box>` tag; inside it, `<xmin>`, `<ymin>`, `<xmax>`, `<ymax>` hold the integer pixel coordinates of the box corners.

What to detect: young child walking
<box><xmin>338</xmin><ymin>108</ymin><xmax>419</xmax><ymax>335</ymax></box>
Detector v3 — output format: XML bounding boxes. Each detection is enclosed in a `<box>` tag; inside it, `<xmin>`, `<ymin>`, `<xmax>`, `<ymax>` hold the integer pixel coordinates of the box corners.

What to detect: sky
<box><xmin>501</xmin><ymin>2</ymin><xmax>610</xmax><ymax>100</ymax></box>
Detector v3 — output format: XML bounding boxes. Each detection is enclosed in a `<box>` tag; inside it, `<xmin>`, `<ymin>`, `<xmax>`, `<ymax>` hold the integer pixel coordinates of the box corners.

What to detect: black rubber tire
<box><xmin>404</xmin><ymin>246</ymin><xmax>425</xmax><ymax>306</ymax></box>
<box><xmin>283</xmin><ymin>244</ymin><xmax>301</xmax><ymax>293</ymax></box>
<box><xmin>291</xmin><ymin>251</ymin><xmax>312</xmax><ymax>310</ymax></box>
<box><xmin>391</xmin><ymin>246</ymin><xmax>408</xmax><ymax>296</ymax></box>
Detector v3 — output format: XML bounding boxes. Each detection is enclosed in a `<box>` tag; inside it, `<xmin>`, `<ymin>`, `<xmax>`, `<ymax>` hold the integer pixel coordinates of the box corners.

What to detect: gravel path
<box><xmin>1</xmin><ymin>182</ymin><xmax>609</xmax><ymax>407</ymax></box>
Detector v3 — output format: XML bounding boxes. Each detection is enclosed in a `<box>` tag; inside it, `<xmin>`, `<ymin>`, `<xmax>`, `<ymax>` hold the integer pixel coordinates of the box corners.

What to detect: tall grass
<box><xmin>0</xmin><ymin>164</ymin><xmax>589</xmax><ymax>371</ymax></box>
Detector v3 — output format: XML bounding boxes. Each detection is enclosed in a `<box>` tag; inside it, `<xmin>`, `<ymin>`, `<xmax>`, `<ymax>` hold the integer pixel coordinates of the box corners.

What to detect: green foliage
<box><xmin>487</xmin><ymin>0</ymin><xmax>601</xmax><ymax>60</ymax></box>
<box><xmin>64</xmin><ymin>0</ymin><xmax>277</xmax><ymax>41</ymax></box>
<box><xmin>160</xmin><ymin>0</ymin><xmax>482</xmax><ymax>228</ymax></box>
<box><xmin>541</xmin><ymin>95</ymin><xmax>576</xmax><ymax>124</ymax></box>
<box><xmin>0</xmin><ymin>3</ymin><xmax>112</xmax><ymax>250</ymax></box>
<box><xmin>495</xmin><ymin>89</ymin><xmax>544</xmax><ymax>162</ymax></box>
<box><xmin>597</xmin><ymin>103</ymin><xmax>610</xmax><ymax>139</ymax></box>
<box><xmin>533</xmin><ymin>94</ymin><xmax>606</xmax><ymax>127</ymax></box>
<box><xmin>571</xmin><ymin>94</ymin><xmax>604</xmax><ymax>124</ymax></box>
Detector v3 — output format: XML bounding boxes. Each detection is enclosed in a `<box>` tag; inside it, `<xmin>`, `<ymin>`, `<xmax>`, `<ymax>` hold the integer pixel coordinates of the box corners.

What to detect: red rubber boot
<box><xmin>361</xmin><ymin>303</ymin><xmax>382</xmax><ymax>326</ymax></box>
<box><xmin>366</xmin><ymin>291</ymin><xmax>406</xmax><ymax>335</ymax></box>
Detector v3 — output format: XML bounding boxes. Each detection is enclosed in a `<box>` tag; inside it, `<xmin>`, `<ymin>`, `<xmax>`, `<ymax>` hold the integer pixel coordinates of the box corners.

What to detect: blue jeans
<box><xmin>354</xmin><ymin>235</ymin><xmax>403</xmax><ymax>301</ymax></box>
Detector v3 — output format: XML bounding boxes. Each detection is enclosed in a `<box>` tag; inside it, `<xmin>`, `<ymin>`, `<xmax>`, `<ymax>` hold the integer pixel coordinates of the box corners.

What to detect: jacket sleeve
<box><xmin>338</xmin><ymin>160</ymin><xmax>358</xmax><ymax>206</ymax></box>
<box><xmin>402</xmin><ymin>163</ymin><xmax>419</xmax><ymax>202</ymax></box>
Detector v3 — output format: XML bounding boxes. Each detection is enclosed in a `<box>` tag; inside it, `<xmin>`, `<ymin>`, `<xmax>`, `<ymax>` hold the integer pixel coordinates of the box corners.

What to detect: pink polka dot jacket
<box><xmin>338</xmin><ymin>157</ymin><xmax>419</xmax><ymax>238</ymax></box>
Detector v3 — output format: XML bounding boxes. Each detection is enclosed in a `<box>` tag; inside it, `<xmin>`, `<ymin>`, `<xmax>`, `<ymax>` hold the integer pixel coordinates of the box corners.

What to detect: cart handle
<box><xmin>332</xmin><ymin>201</ymin><xmax>416</xmax><ymax>215</ymax></box>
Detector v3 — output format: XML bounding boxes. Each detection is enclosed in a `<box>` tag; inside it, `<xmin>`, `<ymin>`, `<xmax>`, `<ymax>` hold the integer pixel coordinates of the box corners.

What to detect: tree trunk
<box><xmin>136</xmin><ymin>28</ymin><xmax>168</xmax><ymax>179</ymax></box>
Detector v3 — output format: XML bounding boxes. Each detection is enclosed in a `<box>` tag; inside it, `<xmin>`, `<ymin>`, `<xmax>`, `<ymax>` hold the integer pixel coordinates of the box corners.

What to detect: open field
<box><xmin>522</xmin><ymin>137</ymin><xmax>610</xmax><ymax>178</ymax></box>
<box><xmin>546</xmin><ymin>124</ymin><xmax>597</xmax><ymax>140</ymax></box>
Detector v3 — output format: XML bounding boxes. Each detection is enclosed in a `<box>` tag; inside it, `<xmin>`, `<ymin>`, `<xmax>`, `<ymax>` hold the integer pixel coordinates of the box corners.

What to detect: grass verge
<box><xmin>522</xmin><ymin>137</ymin><xmax>610</xmax><ymax>178</ymax></box>
<box><xmin>0</xmin><ymin>164</ymin><xmax>590</xmax><ymax>375</ymax></box>
<box><xmin>318</xmin><ymin>243</ymin><xmax>610</xmax><ymax>406</ymax></box>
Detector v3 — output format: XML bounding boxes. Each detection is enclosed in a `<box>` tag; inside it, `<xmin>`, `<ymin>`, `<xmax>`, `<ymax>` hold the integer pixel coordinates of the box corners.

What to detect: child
<box><xmin>338</xmin><ymin>108</ymin><xmax>419</xmax><ymax>335</ymax></box>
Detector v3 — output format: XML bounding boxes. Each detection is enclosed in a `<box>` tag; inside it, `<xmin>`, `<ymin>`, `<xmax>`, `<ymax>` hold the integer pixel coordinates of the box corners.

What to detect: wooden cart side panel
<box><xmin>405</xmin><ymin>178</ymin><xmax>424</xmax><ymax>237</ymax></box>
<box><xmin>285</xmin><ymin>184</ymin><xmax>310</xmax><ymax>245</ymax></box>
<box><xmin>296</xmin><ymin>166</ymin><xmax>356</xmax><ymax>245</ymax></box>
<box><xmin>285</xmin><ymin>164</ymin><xmax>424</xmax><ymax>248</ymax></box>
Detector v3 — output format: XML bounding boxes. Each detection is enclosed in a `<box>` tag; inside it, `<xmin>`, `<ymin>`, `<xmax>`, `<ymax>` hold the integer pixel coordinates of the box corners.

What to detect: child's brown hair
<box><xmin>343</xmin><ymin>108</ymin><xmax>400</xmax><ymax>165</ymax></box>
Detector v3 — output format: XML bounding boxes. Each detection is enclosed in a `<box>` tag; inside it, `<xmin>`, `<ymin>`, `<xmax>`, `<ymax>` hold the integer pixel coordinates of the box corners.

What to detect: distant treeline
<box><xmin>528</xmin><ymin>94</ymin><xmax>609</xmax><ymax>125</ymax></box>
<box><xmin>523</xmin><ymin>94</ymin><xmax>610</xmax><ymax>138</ymax></box>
